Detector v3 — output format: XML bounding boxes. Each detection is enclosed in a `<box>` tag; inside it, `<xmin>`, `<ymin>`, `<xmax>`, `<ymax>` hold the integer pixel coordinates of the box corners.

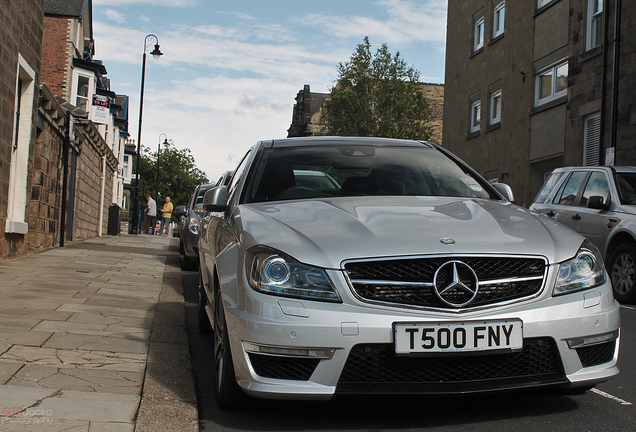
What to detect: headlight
<box><xmin>247</xmin><ymin>248</ymin><xmax>341</xmax><ymax>302</ymax></box>
<box><xmin>554</xmin><ymin>240</ymin><xmax>607</xmax><ymax>296</ymax></box>
<box><xmin>188</xmin><ymin>218</ymin><xmax>200</xmax><ymax>235</ymax></box>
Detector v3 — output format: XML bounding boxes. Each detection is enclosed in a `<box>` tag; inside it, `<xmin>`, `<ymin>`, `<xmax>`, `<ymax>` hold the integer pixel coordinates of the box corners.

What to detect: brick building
<box><xmin>443</xmin><ymin>0</ymin><xmax>636</xmax><ymax>207</ymax></box>
<box><xmin>288</xmin><ymin>83</ymin><xmax>444</xmax><ymax>144</ymax></box>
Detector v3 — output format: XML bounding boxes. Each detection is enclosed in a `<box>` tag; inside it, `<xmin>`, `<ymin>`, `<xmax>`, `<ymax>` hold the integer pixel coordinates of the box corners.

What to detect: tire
<box><xmin>197</xmin><ymin>269</ymin><xmax>212</xmax><ymax>334</ymax></box>
<box><xmin>608</xmin><ymin>243</ymin><xmax>636</xmax><ymax>303</ymax></box>
<box><xmin>213</xmin><ymin>288</ymin><xmax>248</xmax><ymax>410</ymax></box>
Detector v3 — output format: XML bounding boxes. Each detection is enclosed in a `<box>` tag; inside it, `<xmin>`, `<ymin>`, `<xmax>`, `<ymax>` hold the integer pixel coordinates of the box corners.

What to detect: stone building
<box><xmin>443</xmin><ymin>0</ymin><xmax>636</xmax><ymax>207</ymax></box>
<box><xmin>0</xmin><ymin>0</ymin><xmax>122</xmax><ymax>258</ymax></box>
<box><xmin>0</xmin><ymin>0</ymin><xmax>45</xmax><ymax>257</ymax></box>
<box><xmin>288</xmin><ymin>83</ymin><xmax>444</xmax><ymax>144</ymax></box>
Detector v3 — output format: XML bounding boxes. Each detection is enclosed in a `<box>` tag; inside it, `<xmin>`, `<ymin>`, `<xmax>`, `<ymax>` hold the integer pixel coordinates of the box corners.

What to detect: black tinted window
<box><xmin>246</xmin><ymin>145</ymin><xmax>491</xmax><ymax>203</ymax></box>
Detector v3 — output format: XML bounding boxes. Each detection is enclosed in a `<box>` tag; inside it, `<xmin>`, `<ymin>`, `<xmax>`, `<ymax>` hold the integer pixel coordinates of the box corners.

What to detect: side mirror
<box><xmin>203</xmin><ymin>186</ymin><xmax>229</xmax><ymax>212</ymax></box>
<box><xmin>174</xmin><ymin>205</ymin><xmax>187</xmax><ymax>217</ymax></box>
<box><xmin>588</xmin><ymin>195</ymin><xmax>610</xmax><ymax>210</ymax></box>
<box><xmin>492</xmin><ymin>183</ymin><xmax>515</xmax><ymax>203</ymax></box>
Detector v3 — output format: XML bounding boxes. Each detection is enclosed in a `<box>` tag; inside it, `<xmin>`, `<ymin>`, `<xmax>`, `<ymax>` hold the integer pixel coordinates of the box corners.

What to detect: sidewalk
<box><xmin>0</xmin><ymin>234</ymin><xmax>198</xmax><ymax>431</ymax></box>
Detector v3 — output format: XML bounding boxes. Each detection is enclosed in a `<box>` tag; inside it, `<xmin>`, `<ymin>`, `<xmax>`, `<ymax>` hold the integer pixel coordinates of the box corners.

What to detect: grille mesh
<box><xmin>345</xmin><ymin>256</ymin><xmax>546</xmax><ymax>309</ymax></box>
<box><xmin>576</xmin><ymin>341</ymin><xmax>616</xmax><ymax>367</ymax></box>
<box><xmin>248</xmin><ymin>353</ymin><xmax>320</xmax><ymax>381</ymax></box>
<box><xmin>337</xmin><ymin>338</ymin><xmax>565</xmax><ymax>393</ymax></box>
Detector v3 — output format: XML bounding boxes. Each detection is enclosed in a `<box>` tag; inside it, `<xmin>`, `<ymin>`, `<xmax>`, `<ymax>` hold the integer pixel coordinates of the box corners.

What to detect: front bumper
<box><xmin>223</xmin><ymin>270</ymin><xmax>620</xmax><ymax>400</ymax></box>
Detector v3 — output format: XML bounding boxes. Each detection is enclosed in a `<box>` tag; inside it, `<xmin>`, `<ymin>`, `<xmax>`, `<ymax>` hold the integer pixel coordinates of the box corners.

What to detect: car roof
<box><xmin>260</xmin><ymin>136</ymin><xmax>435</xmax><ymax>149</ymax></box>
<box><xmin>552</xmin><ymin>166</ymin><xmax>636</xmax><ymax>174</ymax></box>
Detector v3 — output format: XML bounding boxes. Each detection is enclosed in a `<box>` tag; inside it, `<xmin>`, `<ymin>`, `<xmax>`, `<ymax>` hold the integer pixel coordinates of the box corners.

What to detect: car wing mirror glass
<box><xmin>203</xmin><ymin>186</ymin><xmax>229</xmax><ymax>212</ymax></box>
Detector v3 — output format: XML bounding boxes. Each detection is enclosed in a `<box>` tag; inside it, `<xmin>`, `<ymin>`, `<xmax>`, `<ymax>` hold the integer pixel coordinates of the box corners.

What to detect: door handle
<box><xmin>572</xmin><ymin>214</ymin><xmax>581</xmax><ymax>221</ymax></box>
<box><xmin>546</xmin><ymin>211</ymin><xmax>555</xmax><ymax>218</ymax></box>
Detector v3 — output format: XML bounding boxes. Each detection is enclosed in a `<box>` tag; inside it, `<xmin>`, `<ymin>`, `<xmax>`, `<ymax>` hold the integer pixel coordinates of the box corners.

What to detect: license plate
<box><xmin>394</xmin><ymin>319</ymin><xmax>523</xmax><ymax>354</ymax></box>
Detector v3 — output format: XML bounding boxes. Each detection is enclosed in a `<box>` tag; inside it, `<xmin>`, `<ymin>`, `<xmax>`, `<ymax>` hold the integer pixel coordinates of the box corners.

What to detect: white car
<box><xmin>198</xmin><ymin>137</ymin><xmax>620</xmax><ymax>409</ymax></box>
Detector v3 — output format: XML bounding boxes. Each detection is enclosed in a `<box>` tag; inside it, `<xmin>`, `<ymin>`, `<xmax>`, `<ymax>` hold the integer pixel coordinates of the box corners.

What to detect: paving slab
<box><xmin>0</xmin><ymin>235</ymin><xmax>198</xmax><ymax>431</ymax></box>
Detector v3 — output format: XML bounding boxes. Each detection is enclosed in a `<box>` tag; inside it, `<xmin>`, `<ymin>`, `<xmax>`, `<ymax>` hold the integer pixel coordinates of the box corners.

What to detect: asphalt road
<box><xmin>182</xmin><ymin>268</ymin><xmax>636</xmax><ymax>432</ymax></box>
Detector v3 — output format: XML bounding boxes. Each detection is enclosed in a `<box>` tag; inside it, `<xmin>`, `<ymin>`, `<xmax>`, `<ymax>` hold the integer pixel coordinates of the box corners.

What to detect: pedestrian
<box><xmin>159</xmin><ymin>196</ymin><xmax>173</xmax><ymax>235</ymax></box>
<box><xmin>144</xmin><ymin>195</ymin><xmax>157</xmax><ymax>235</ymax></box>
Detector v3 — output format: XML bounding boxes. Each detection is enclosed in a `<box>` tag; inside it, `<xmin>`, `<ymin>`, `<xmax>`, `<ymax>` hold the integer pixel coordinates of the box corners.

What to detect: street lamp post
<box><xmin>156</xmin><ymin>133</ymin><xmax>168</xmax><ymax>205</ymax></box>
<box><xmin>131</xmin><ymin>34</ymin><xmax>163</xmax><ymax>234</ymax></box>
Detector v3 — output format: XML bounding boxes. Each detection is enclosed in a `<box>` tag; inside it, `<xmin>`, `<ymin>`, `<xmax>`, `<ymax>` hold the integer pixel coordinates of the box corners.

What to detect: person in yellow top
<box><xmin>159</xmin><ymin>196</ymin><xmax>174</xmax><ymax>235</ymax></box>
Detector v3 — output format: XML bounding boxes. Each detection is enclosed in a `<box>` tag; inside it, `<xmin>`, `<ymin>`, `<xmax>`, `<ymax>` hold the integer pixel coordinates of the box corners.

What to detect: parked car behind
<box><xmin>530</xmin><ymin>165</ymin><xmax>636</xmax><ymax>302</ymax></box>
<box><xmin>175</xmin><ymin>183</ymin><xmax>215</xmax><ymax>270</ymax></box>
<box><xmin>198</xmin><ymin>137</ymin><xmax>619</xmax><ymax>410</ymax></box>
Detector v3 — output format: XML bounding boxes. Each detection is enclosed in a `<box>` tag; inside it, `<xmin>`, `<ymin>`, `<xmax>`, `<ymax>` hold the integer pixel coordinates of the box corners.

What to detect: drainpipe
<box><xmin>60</xmin><ymin>112</ymin><xmax>71</xmax><ymax>247</ymax></box>
<box><xmin>610</xmin><ymin>0</ymin><xmax>622</xmax><ymax>152</ymax></box>
<box><xmin>98</xmin><ymin>154</ymin><xmax>106</xmax><ymax>236</ymax></box>
<box><xmin>599</xmin><ymin>0</ymin><xmax>611</xmax><ymax>163</ymax></box>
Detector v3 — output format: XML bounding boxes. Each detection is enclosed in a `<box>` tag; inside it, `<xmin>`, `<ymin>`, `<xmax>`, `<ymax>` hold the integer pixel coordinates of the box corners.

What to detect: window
<box><xmin>122</xmin><ymin>155</ymin><xmax>129</xmax><ymax>178</ymax></box>
<box><xmin>490</xmin><ymin>90</ymin><xmax>502</xmax><ymax>125</ymax></box>
<box><xmin>581</xmin><ymin>172</ymin><xmax>609</xmax><ymax>208</ymax></box>
<box><xmin>75</xmin><ymin>75</ymin><xmax>90</xmax><ymax>111</ymax></box>
<box><xmin>584</xmin><ymin>112</ymin><xmax>601</xmax><ymax>166</ymax></box>
<box><xmin>554</xmin><ymin>171</ymin><xmax>587</xmax><ymax>206</ymax></box>
<box><xmin>538</xmin><ymin>0</ymin><xmax>555</xmax><ymax>8</ymax></box>
<box><xmin>474</xmin><ymin>17</ymin><xmax>485</xmax><ymax>51</ymax></box>
<box><xmin>535</xmin><ymin>61</ymin><xmax>568</xmax><ymax>106</ymax></box>
<box><xmin>587</xmin><ymin>0</ymin><xmax>603</xmax><ymax>50</ymax></box>
<box><xmin>534</xmin><ymin>171</ymin><xmax>566</xmax><ymax>204</ymax></box>
<box><xmin>493</xmin><ymin>2</ymin><xmax>505</xmax><ymax>38</ymax></box>
<box><xmin>470</xmin><ymin>100</ymin><xmax>481</xmax><ymax>133</ymax></box>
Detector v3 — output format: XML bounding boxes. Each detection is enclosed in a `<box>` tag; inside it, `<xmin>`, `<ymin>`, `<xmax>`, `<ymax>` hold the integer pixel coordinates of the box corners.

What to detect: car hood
<box><xmin>231</xmin><ymin>197</ymin><xmax>583</xmax><ymax>269</ymax></box>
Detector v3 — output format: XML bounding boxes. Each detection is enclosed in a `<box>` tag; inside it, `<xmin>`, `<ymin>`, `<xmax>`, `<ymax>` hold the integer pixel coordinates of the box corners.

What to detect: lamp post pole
<box><xmin>156</xmin><ymin>133</ymin><xmax>167</xmax><ymax>205</ymax></box>
<box><xmin>131</xmin><ymin>34</ymin><xmax>163</xmax><ymax>234</ymax></box>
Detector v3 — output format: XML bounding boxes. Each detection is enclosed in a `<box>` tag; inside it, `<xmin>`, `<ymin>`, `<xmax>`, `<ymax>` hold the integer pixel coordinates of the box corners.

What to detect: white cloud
<box><xmin>104</xmin><ymin>9</ymin><xmax>126</xmax><ymax>23</ymax></box>
<box><xmin>303</xmin><ymin>0</ymin><xmax>447</xmax><ymax>46</ymax></box>
<box><xmin>94</xmin><ymin>0</ymin><xmax>196</xmax><ymax>6</ymax></box>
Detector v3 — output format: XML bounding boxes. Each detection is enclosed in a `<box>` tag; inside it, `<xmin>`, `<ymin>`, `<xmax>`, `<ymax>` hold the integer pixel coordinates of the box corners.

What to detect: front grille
<box><xmin>248</xmin><ymin>353</ymin><xmax>320</xmax><ymax>381</ymax></box>
<box><xmin>576</xmin><ymin>341</ymin><xmax>616</xmax><ymax>367</ymax></box>
<box><xmin>344</xmin><ymin>256</ymin><xmax>546</xmax><ymax>309</ymax></box>
<box><xmin>337</xmin><ymin>338</ymin><xmax>566</xmax><ymax>394</ymax></box>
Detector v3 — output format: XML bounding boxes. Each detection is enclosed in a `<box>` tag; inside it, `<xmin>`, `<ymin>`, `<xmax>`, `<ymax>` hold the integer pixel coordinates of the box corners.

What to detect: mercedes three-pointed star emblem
<box><xmin>433</xmin><ymin>261</ymin><xmax>479</xmax><ymax>307</ymax></box>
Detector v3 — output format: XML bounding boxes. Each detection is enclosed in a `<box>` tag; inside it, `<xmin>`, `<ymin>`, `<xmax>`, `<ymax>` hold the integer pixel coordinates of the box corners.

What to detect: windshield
<box><xmin>245</xmin><ymin>145</ymin><xmax>492</xmax><ymax>203</ymax></box>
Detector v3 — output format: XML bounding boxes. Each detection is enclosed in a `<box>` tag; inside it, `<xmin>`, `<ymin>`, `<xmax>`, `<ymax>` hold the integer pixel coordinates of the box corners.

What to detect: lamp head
<box><xmin>150</xmin><ymin>44</ymin><xmax>163</xmax><ymax>59</ymax></box>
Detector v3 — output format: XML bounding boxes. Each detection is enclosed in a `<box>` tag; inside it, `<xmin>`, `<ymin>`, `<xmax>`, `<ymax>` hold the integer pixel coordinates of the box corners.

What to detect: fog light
<box><xmin>566</xmin><ymin>330</ymin><xmax>619</xmax><ymax>349</ymax></box>
<box><xmin>243</xmin><ymin>342</ymin><xmax>335</xmax><ymax>359</ymax></box>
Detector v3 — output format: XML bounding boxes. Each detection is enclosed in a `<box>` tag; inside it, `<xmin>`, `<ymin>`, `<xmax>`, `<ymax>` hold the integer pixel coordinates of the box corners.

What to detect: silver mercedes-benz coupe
<box><xmin>197</xmin><ymin>137</ymin><xmax>620</xmax><ymax>409</ymax></box>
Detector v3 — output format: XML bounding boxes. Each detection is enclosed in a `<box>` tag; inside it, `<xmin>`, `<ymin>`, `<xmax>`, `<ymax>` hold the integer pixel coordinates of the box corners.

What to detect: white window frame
<box><xmin>587</xmin><ymin>0</ymin><xmax>603</xmax><ymax>51</ymax></box>
<box><xmin>7</xmin><ymin>55</ymin><xmax>36</xmax><ymax>234</ymax></box>
<box><xmin>474</xmin><ymin>17</ymin><xmax>485</xmax><ymax>52</ymax></box>
<box><xmin>535</xmin><ymin>60</ymin><xmax>568</xmax><ymax>106</ymax></box>
<box><xmin>470</xmin><ymin>100</ymin><xmax>482</xmax><ymax>133</ymax></box>
<box><xmin>493</xmin><ymin>2</ymin><xmax>505</xmax><ymax>38</ymax></box>
<box><xmin>490</xmin><ymin>90</ymin><xmax>502</xmax><ymax>125</ymax></box>
<box><xmin>72</xmin><ymin>70</ymin><xmax>94</xmax><ymax>112</ymax></box>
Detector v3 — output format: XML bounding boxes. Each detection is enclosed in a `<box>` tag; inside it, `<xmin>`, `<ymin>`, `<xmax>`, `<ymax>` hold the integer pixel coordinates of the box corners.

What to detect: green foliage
<box><xmin>321</xmin><ymin>37</ymin><xmax>433</xmax><ymax>140</ymax></box>
<box><xmin>136</xmin><ymin>140</ymin><xmax>209</xmax><ymax>217</ymax></box>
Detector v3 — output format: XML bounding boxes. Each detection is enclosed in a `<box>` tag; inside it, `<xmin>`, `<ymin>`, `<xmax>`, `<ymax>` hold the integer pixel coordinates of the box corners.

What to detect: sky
<box><xmin>92</xmin><ymin>0</ymin><xmax>448</xmax><ymax>183</ymax></box>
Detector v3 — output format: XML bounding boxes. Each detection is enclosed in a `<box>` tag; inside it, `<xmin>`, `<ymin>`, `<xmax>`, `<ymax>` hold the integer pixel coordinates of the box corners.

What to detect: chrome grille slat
<box><xmin>344</xmin><ymin>256</ymin><xmax>546</xmax><ymax>310</ymax></box>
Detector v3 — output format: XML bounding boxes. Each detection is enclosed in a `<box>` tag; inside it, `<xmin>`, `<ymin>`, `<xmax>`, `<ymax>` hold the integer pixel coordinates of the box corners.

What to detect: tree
<box><xmin>321</xmin><ymin>37</ymin><xmax>433</xmax><ymax>140</ymax></box>
<box><xmin>136</xmin><ymin>140</ymin><xmax>209</xmax><ymax>215</ymax></box>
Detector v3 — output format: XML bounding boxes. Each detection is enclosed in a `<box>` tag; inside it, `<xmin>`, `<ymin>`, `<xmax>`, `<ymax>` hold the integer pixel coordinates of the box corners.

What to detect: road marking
<box><xmin>620</xmin><ymin>305</ymin><xmax>636</xmax><ymax>310</ymax></box>
<box><xmin>591</xmin><ymin>388</ymin><xmax>633</xmax><ymax>405</ymax></box>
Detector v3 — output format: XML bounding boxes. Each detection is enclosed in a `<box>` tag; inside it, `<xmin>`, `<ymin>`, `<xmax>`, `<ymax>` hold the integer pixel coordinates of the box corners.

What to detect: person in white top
<box><xmin>145</xmin><ymin>195</ymin><xmax>157</xmax><ymax>235</ymax></box>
